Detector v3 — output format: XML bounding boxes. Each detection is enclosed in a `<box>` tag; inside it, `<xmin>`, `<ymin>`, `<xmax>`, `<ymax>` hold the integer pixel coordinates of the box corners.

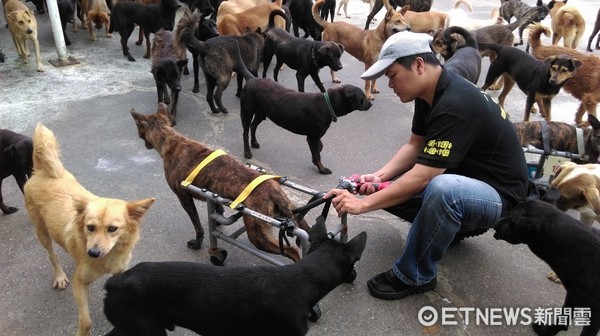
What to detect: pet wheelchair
<box><xmin>181</xmin><ymin>165</ymin><xmax>357</xmax><ymax>321</ymax></box>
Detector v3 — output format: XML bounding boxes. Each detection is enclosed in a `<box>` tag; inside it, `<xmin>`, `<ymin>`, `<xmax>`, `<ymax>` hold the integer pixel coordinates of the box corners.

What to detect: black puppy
<box><xmin>108</xmin><ymin>0</ymin><xmax>180</xmax><ymax>61</ymax></box>
<box><xmin>430</xmin><ymin>26</ymin><xmax>481</xmax><ymax>84</ymax></box>
<box><xmin>0</xmin><ymin>129</ymin><xmax>33</xmax><ymax>214</ymax></box>
<box><xmin>103</xmin><ymin>217</ymin><xmax>367</xmax><ymax>336</ymax></box>
<box><xmin>494</xmin><ymin>200</ymin><xmax>600</xmax><ymax>336</ymax></box>
<box><xmin>480</xmin><ymin>43</ymin><xmax>580</xmax><ymax>122</ymax></box>
<box><xmin>151</xmin><ymin>28</ymin><xmax>188</xmax><ymax>126</ymax></box>
<box><xmin>238</xmin><ymin>49</ymin><xmax>372</xmax><ymax>174</ymax></box>
<box><xmin>179</xmin><ymin>11</ymin><xmax>265</xmax><ymax>114</ymax></box>
<box><xmin>263</xmin><ymin>10</ymin><xmax>344</xmax><ymax>93</ymax></box>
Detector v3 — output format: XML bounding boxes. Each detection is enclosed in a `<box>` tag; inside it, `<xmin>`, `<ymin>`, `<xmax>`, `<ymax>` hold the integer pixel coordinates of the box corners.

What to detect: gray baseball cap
<box><xmin>361</xmin><ymin>31</ymin><xmax>433</xmax><ymax>81</ymax></box>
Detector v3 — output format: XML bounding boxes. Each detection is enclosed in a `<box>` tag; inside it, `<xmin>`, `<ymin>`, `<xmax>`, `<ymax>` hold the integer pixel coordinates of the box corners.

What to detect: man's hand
<box><xmin>323</xmin><ymin>188</ymin><xmax>365</xmax><ymax>217</ymax></box>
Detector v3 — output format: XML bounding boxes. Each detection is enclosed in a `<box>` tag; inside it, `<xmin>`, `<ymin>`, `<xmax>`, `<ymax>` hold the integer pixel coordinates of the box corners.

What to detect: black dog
<box><xmin>430</xmin><ymin>26</ymin><xmax>481</xmax><ymax>84</ymax></box>
<box><xmin>238</xmin><ymin>49</ymin><xmax>372</xmax><ymax>174</ymax></box>
<box><xmin>103</xmin><ymin>217</ymin><xmax>367</xmax><ymax>336</ymax></box>
<box><xmin>288</xmin><ymin>0</ymin><xmax>323</xmax><ymax>40</ymax></box>
<box><xmin>319</xmin><ymin>0</ymin><xmax>335</xmax><ymax>22</ymax></box>
<box><xmin>587</xmin><ymin>8</ymin><xmax>600</xmax><ymax>52</ymax></box>
<box><xmin>151</xmin><ymin>28</ymin><xmax>188</xmax><ymax>126</ymax></box>
<box><xmin>188</xmin><ymin>14</ymin><xmax>219</xmax><ymax>94</ymax></box>
<box><xmin>363</xmin><ymin>0</ymin><xmax>432</xmax><ymax>30</ymax></box>
<box><xmin>494</xmin><ymin>200</ymin><xmax>600</xmax><ymax>336</ymax></box>
<box><xmin>499</xmin><ymin>0</ymin><xmax>550</xmax><ymax>47</ymax></box>
<box><xmin>57</xmin><ymin>0</ymin><xmax>75</xmax><ymax>46</ymax></box>
<box><xmin>480</xmin><ymin>43</ymin><xmax>580</xmax><ymax>122</ymax></box>
<box><xmin>0</xmin><ymin>129</ymin><xmax>33</xmax><ymax>214</ymax></box>
<box><xmin>179</xmin><ymin>11</ymin><xmax>265</xmax><ymax>114</ymax></box>
<box><xmin>262</xmin><ymin>10</ymin><xmax>344</xmax><ymax>93</ymax></box>
<box><xmin>108</xmin><ymin>0</ymin><xmax>180</xmax><ymax>61</ymax></box>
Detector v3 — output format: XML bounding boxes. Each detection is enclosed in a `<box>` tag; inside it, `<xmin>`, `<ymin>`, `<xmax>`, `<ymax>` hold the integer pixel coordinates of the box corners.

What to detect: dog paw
<box><xmin>37</xmin><ymin>64</ymin><xmax>45</xmax><ymax>72</ymax></box>
<box><xmin>187</xmin><ymin>239</ymin><xmax>203</xmax><ymax>250</ymax></box>
<box><xmin>251</xmin><ymin>142</ymin><xmax>260</xmax><ymax>149</ymax></box>
<box><xmin>107</xmin><ymin>33</ymin><xmax>113</xmax><ymax>38</ymax></box>
<box><xmin>332</xmin><ymin>78</ymin><xmax>341</xmax><ymax>83</ymax></box>
<box><xmin>53</xmin><ymin>275</ymin><xmax>70</xmax><ymax>289</ymax></box>
<box><xmin>244</xmin><ymin>152</ymin><xmax>253</xmax><ymax>159</ymax></box>
<box><xmin>318</xmin><ymin>167</ymin><xmax>332</xmax><ymax>175</ymax></box>
<box><xmin>89</xmin><ymin>36</ymin><xmax>97</xmax><ymax>41</ymax></box>
<box><xmin>1</xmin><ymin>206</ymin><xmax>19</xmax><ymax>214</ymax></box>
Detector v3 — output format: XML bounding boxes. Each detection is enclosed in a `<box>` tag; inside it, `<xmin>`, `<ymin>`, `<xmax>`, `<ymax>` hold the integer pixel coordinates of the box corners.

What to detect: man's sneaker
<box><xmin>367</xmin><ymin>270</ymin><xmax>436</xmax><ymax>300</ymax></box>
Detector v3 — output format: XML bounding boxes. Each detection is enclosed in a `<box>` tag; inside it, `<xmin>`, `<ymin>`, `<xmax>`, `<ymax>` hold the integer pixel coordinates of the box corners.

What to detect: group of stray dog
<box><xmin>3</xmin><ymin>0</ymin><xmax>600</xmax><ymax>335</ymax></box>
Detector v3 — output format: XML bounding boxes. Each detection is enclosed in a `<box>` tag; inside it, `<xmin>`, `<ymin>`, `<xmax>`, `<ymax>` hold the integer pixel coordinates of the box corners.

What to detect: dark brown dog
<box><xmin>179</xmin><ymin>11</ymin><xmax>265</xmax><ymax>114</ymax></box>
<box><xmin>499</xmin><ymin>0</ymin><xmax>549</xmax><ymax>47</ymax></box>
<box><xmin>238</xmin><ymin>55</ymin><xmax>372</xmax><ymax>174</ymax></box>
<box><xmin>529</xmin><ymin>23</ymin><xmax>600</xmax><ymax>127</ymax></box>
<box><xmin>493</xmin><ymin>200</ymin><xmax>600</xmax><ymax>336</ymax></box>
<box><xmin>587</xmin><ymin>8</ymin><xmax>600</xmax><ymax>52</ymax></box>
<box><xmin>151</xmin><ymin>28</ymin><xmax>188</xmax><ymax>125</ymax></box>
<box><xmin>0</xmin><ymin>129</ymin><xmax>33</xmax><ymax>214</ymax></box>
<box><xmin>430</xmin><ymin>26</ymin><xmax>481</xmax><ymax>84</ymax></box>
<box><xmin>513</xmin><ymin>114</ymin><xmax>600</xmax><ymax>164</ymax></box>
<box><xmin>313</xmin><ymin>0</ymin><xmax>411</xmax><ymax>100</ymax></box>
<box><xmin>472</xmin><ymin>22</ymin><xmax>516</xmax><ymax>90</ymax></box>
<box><xmin>131</xmin><ymin>103</ymin><xmax>309</xmax><ymax>261</ymax></box>
<box><xmin>262</xmin><ymin>9</ymin><xmax>344</xmax><ymax>92</ymax></box>
<box><xmin>480</xmin><ymin>42</ymin><xmax>581</xmax><ymax>122</ymax></box>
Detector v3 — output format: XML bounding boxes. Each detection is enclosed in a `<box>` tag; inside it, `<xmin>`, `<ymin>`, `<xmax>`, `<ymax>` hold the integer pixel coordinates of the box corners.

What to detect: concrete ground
<box><xmin>1</xmin><ymin>0</ymin><xmax>599</xmax><ymax>335</ymax></box>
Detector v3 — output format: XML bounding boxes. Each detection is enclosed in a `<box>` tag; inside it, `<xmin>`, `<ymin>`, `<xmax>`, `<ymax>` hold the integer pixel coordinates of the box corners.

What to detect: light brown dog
<box><xmin>312</xmin><ymin>0</ymin><xmax>410</xmax><ymax>100</ymax></box>
<box><xmin>131</xmin><ymin>103</ymin><xmax>310</xmax><ymax>261</ymax></box>
<box><xmin>84</xmin><ymin>0</ymin><xmax>112</xmax><ymax>41</ymax></box>
<box><xmin>529</xmin><ymin>23</ymin><xmax>600</xmax><ymax>127</ymax></box>
<box><xmin>216</xmin><ymin>0</ymin><xmax>265</xmax><ymax>24</ymax></box>
<box><xmin>217</xmin><ymin>0</ymin><xmax>286</xmax><ymax>36</ymax></box>
<box><xmin>550</xmin><ymin>4</ymin><xmax>585</xmax><ymax>48</ymax></box>
<box><xmin>402</xmin><ymin>9</ymin><xmax>446</xmax><ymax>34</ymax></box>
<box><xmin>4</xmin><ymin>0</ymin><xmax>44</xmax><ymax>71</ymax></box>
<box><xmin>23</xmin><ymin>124</ymin><xmax>155</xmax><ymax>336</ymax></box>
<box><xmin>547</xmin><ymin>161</ymin><xmax>600</xmax><ymax>283</ymax></box>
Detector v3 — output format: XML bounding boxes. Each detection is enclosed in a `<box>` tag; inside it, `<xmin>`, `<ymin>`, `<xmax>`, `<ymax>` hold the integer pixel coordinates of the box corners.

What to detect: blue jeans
<box><xmin>384</xmin><ymin>174</ymin><xmax>503</xmax><ymax>286</ymax></box>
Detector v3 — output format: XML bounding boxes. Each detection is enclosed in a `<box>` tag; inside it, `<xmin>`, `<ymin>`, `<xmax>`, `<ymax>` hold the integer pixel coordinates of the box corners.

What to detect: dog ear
<box><xmin>4</xmin><ymin>144</ymin><xmax>16</xmax><ymax>157</ymax></box>
<box><xmin>130</xmin><ymin>109</ymin><xmax>147</xmax><ymax>125</ymax></box>
<box><xmin>308</xmin><ymin>216</ymin><xmax>328</xmax><ymax>246</ymax></box>
<box><xmin>346</xmin><ymin>231</ymin><xmax>367</xmax><ymax>260</ymax></box>
<box><xmin>589</xmin><ymin>114</ymin><xmax>600</xmax><ymax>130</ymax></box>
<box><xmin>569</xmin><ymin>58</ymin><xmax>582</xmax><ymax>70</ymax></box>
<box><xmin>72</xmin><ymin>195</ymin><xmax>90</xmax><ymax>226</ymax></box>
<box><xmin>156</xmin><ymin>103</ymin><xmax>171</xmax><ymax>124</ymax></box>
<box><xmin>7</xmin><ymin>12</ymin><xmax>17</xmax><ymax>21</ymax></box>
<box><xmin>127</xmin><ymin>198</ymin><xmax>156</xmax><ymax>222</ymax></box>
<box><xmin>398</xmin><ymin>5</ymin><xmax>409</xmax><ymax>15</ymax></box>
<box><xmin>337</xmin><ymin>43</ymin><xmax>344</xmax><ymax>52</ymax></box>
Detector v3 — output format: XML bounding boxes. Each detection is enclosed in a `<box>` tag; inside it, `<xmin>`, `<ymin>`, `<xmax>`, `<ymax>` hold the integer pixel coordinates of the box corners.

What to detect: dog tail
<box><xmin>267</xmin><ymin>8</ymin><xmax>291</xmax><ymax>31</ymax></box>
<box><xmin>232</xmin><ymin>41</ymin><xmax>255</xmax><ymax>82</ymax></box>
<box><xmin>176</xmin><ymin>8</ymin><xmax>208</xmax><ymax>56</ymax></box>
<box><xmin>444</xmin><ymin>26</ymin><xmax>478</xmax><ymax>49</ymax></box>
<box><xmin>527</xmin><ymin>22</ymin><xmax>550</xmax><ymax>49</ymax></box>
<box><xmin>453</xmin><ymin>0</ymin><xmax>473</xmax><ymax>12</ymax></box>
<box><xmin>476</xmin><ymin>42</ymin><xmax>504</xmax><ymax>55</ymax></box>
<box><xmin>32</xmin><ymin>124</ymin><xmax>65</xmax><ymax>179</ymax></box>
<box><xmin>312</xmin><ymin>0</ymin><xmax>328</xmax><ymax>29</ymax></box>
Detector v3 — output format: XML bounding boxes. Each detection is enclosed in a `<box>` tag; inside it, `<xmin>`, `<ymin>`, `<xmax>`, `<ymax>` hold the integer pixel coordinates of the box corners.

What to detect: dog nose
<box><xmin>173</xmin><ymin>85</ymin><xmax>181</xmax><ymax>92</ymax></box>
<box><xmin>26</xmin><ymin>29</ymin><xmax>33</xmax><ymax>34</ymax></box>
<box><xmin>88</xmin><ymin>249</ymin><xmax>101</xmax><ymax>258</ymax></box>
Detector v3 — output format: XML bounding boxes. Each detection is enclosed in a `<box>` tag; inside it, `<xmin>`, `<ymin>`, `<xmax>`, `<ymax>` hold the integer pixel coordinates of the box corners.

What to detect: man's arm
<box><xmin>372</xmin><ymin>133</ymin><xmax>425</xmax><ymax>181</ymax></box>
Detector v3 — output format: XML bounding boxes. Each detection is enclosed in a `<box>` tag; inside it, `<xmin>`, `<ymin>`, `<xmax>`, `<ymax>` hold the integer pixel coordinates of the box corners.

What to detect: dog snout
<box><xmin>88</xmin><ymin>248</ymin><xmax>102</xmax><ymax>258</ymax></box>
<box><xmin>173</xmin><ymin>85</ymin><xmax>181</xmax><ymax>92</ymax></box>
<box><xmin>26</xmin><ymin>28</ymin><xmax>33</xmax><ymax>34</ymax></box>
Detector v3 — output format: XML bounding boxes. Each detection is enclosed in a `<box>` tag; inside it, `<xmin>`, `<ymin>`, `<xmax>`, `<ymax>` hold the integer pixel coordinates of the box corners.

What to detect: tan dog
<box><xmin>402</xmin><ymin>9</ymin><xmax>447</xmax><ymax>34</ymax></box>
<box><xmin>529</xmin><ymin>23</ymin><xmax>600</xmax><ymax>127</ymax></box>
<box><xmin>216</xmin><ymin>0</ymin><xmax>265</xmax><ymax>25</ymax></box>
<box><xmin>550</xmin><ymin>4</ymin><xmax>585</xmax><ymax>48</ymax></box>
<box><xmin>547</xmin><ymin>161</ymin><xmax>600</xmax><ymax>283</ymax></box>
<box><xmin>552</xmin><ymin>161</ymin><xmax>600</xmax><ymax>226</ymax></box>
<box><xmin>217</xmin><ymin>0</ymin><xmax>286</xmax><ymax>35</ymax></box>
<box><xmin>84</xmin><ymin>0</ymin><xmax>112</xmax><ymax>41</ymax></box>
<box><xmin>4</xmin><ymin>0</ymin><xmax>44</xmax><ymax>71</ymax></box>
<box><xmin>24</xmin><ymin>124</ymin><xmax>155</xmax><ymax>336</ymax></box>
<box><xmin>312</xmin><ymin>0</ymin><xmax>410</xmax><ymax>100</ymax></box>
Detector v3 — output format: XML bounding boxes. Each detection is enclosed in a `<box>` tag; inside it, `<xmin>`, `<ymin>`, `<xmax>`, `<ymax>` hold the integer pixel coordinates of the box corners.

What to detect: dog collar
<box><xmin>181</xmin><ymin>149</ymin><xmax>226</xmax><ymax>187</ymax></box>
<box><xmin>311</xmin><ymin>43</ymin><xmax>319</xmax><ymax>67</ymax></box>
<box><xmin>323</xmin><ymin>92</ymin><xmax>337</xmax><ymax>122</ymax></box>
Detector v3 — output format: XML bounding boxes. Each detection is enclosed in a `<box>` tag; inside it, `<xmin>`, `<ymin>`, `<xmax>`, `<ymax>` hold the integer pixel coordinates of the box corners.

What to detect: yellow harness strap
<box><xmin>180</xmin><ymin>149</ymin><xmax>226</xmax><ymax>187</ymax></box>
<box><xmin>230</xmin><ymin>174</ymin><xmax>281</xmax><ymax>209</ymax></box>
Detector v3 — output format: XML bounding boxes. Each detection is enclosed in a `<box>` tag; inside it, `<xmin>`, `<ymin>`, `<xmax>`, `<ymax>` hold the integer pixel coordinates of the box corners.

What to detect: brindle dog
<box><xmin>499</xmin><ymin>0</ymin><xmax>550</xmax><ymax>47</ymax></box>
<box><xmin>131</xmin><ymin>103</ymin><xmax>309</xmax><ymax>261</ymax></box>
<box><xmin>513</xmin><ymin>114</ymin><xmax>600</xmax><ymax>163</ymax></box>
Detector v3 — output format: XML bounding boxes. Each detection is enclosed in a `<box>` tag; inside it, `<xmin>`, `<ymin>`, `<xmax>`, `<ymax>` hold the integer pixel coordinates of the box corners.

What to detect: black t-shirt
<box><xmin>412</xmin><ymin>69</ymin><xmax>528</xmax><ymax>208</ymax></box>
